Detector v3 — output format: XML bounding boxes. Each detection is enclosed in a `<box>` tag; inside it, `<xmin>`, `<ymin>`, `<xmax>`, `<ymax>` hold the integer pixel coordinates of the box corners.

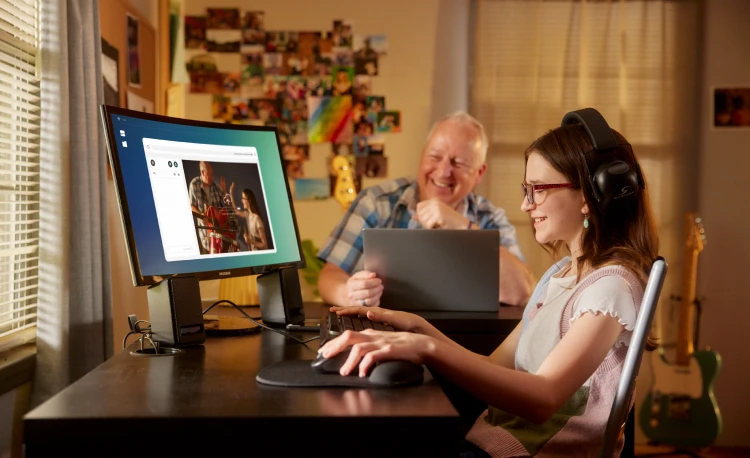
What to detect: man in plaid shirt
<box><xmin>317</xmin><ymin>112</ymin><xmax>534</xmax><ymax>307</ymax></box>
<box><xmin>189</xmin><ymin>161</ymin><xmax>228</xmax><ymax>254</ymax></box>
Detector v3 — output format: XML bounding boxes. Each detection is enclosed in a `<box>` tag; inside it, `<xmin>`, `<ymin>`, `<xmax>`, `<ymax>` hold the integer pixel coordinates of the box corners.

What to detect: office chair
<box><xmin>600</xmin><ymin>257</ymin><xmax>667</xmax><ymax>458</ymax></box>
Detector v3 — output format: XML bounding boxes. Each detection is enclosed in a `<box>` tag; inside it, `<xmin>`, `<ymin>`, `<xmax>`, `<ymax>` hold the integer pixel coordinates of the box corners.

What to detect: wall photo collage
<box><xmin>184</xmin><ymin>8</ymin><xmax>401</xmax><ymax>202</ymax></box>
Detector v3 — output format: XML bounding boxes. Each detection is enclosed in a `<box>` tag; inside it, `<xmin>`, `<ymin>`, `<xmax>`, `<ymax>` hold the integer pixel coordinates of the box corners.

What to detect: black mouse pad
<box><xmin>256</xmin><ymin>360</ymin><xmax>375</xmax><ymax>388</ymax></box>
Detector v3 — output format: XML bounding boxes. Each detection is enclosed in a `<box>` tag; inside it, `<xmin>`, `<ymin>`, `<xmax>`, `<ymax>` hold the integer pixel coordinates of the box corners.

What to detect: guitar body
<box><xmin>639</xmin><ymin>347</ymin><xmax>722</xmax><ymax>447</ymax></box>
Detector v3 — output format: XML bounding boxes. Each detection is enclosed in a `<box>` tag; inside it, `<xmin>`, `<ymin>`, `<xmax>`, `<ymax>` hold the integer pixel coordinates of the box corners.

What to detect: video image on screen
<box><xmin>143</xmin><ymin>137</ymin><xmax>278</xmax><ymax>262</ymax></box>
<box><xmin>182</xmin><ymin>159</ymin><xmax>274</xmax><ymax>255</ymax></box>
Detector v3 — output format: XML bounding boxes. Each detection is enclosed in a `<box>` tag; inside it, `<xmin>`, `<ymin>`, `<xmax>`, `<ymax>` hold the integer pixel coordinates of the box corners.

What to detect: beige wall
<box><xmin>696</xmin><ymin>0</ymin><xmax>750</xmax><ymax>447</ymax></box>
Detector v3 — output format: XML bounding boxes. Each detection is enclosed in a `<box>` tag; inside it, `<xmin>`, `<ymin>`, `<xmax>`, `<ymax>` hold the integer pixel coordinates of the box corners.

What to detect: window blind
<box><xmin>0</xmin><ymin>0</ymin><xmax>40</xmax><ymax>339</ymax></box>
<box><xmin>472</xmin><ymin>0</ymin><xmax>701</xmax><ymax>279</ymax></box>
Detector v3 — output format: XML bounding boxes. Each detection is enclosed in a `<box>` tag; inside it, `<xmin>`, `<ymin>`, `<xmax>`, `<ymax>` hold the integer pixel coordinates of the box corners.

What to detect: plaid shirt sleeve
<box><xmin>317</xmin><ymin>188</ymin><xmax>382</xmax><ymax>274</ymax></box>
<box><xmin>476</xmin><ymin>201</ymin><xmax>526</xmax><ymax>262</ymax></box>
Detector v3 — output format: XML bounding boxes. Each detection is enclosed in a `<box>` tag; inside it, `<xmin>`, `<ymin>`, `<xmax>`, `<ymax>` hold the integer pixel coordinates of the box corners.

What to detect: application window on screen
<box><xmin>142</xmin><ymin>138</ymin><xmax>275</xmax><ymax>262</ymax></box>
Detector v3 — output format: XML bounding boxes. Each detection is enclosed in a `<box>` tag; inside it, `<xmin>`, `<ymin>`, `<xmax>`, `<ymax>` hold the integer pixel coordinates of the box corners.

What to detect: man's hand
<box><xmin>345</xmin><ymin>270</ymin><xmax>383</xmax><ymax>307</ymax></box>
<box><xmin>229</xmin><ymin>181</ymin><xmax>235</xmax><ymax>195</ymax></box>
<box><xmin>219</xmin><ymin>176</ymin><xmax>227</xmax><ymax>193</ymax></box>
<box><xmin>415</xmin><ymin>198</ymin><xmax>470</xmax><ymax>229</ymax></box>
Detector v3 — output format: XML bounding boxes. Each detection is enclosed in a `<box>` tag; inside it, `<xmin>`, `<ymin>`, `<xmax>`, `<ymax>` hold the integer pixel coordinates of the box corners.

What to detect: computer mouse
<box><xmin>368</xmin><ymin>361</ymin><xmax>424</xmax><ymax>387</ymax></box>
<box><xmin>310</xmin><ymin>347</ymin><xmax>355</xmax><ymax>374</ymax></box>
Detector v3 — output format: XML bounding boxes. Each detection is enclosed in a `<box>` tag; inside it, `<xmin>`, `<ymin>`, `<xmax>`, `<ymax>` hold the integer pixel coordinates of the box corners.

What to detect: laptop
<box><xmin>363</xmin><ymin>229</ymin><xmax>499</xmax><ymax>312</ymax></box>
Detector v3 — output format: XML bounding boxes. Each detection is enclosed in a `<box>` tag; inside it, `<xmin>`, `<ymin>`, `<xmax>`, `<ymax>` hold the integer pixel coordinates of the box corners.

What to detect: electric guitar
<box><xmin>639</xmin><ymin>213</ymin><xmax>722</xmax><ymax>447</ymax></box>
<box><xmin>332</xmin><ymin>155</ymin><xmax>356</xmax><ymax>212</ymax></box>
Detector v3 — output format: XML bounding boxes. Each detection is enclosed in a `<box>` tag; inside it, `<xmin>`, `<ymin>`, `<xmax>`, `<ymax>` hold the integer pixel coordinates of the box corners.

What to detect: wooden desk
<box><xmin>23</xmin><ymin>304</ymin><xmax>522</xmax><ymax>457</ymax></box>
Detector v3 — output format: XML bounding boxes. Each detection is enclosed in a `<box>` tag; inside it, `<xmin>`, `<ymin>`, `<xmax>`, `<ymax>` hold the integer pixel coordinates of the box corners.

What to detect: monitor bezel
<box><xmin>100</xmin><ymin>105</ymin><xmax>306</xmax><ymax>287</ymax></box>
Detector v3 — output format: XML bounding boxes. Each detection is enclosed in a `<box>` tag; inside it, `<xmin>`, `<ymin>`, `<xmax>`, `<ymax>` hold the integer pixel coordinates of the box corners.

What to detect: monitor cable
<box><xmin>203</xmin><ymin>299</ymin><xmax>319</xmax><ymax>345</ymax></box>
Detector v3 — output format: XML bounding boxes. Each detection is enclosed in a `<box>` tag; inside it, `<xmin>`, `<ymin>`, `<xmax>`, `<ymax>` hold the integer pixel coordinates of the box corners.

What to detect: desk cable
<box><xmin>122</xmin><ymin>317</ymin><xmax>159</xmax><ymax>351</ymax></box>
<box><xmin>203</xmin><ymin>299</ymin><xmax>319</xmax><ymax>345</ymax></box>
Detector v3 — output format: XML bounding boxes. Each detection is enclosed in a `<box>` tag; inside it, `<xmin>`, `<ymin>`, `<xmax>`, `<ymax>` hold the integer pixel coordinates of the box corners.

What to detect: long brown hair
<box><xmin>525</xmin><ymin>123</ymin><xmax>660</xmax><ymax>349</ymax></box>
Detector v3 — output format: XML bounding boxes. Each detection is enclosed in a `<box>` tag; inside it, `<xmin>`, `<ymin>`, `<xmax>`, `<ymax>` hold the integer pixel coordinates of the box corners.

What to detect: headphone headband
<box><xmin>561</xmin><ymin>108</ymin><xmax>618</xmax><ymax>151</ymax></box>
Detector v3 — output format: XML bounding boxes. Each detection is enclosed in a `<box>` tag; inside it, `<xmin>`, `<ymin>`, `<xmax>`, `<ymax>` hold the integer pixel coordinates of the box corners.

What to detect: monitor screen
<box><xmin>101</xmin><ymin>106</ymin><xmax>304</xmax><ymax>286</ymax></box>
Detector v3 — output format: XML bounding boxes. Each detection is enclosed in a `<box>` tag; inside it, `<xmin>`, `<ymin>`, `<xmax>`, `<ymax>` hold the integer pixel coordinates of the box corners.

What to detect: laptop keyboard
<box><xmin>320</xmin><ymin>311</ymin><xmax>395</xmax><ymax>345</ymax></box>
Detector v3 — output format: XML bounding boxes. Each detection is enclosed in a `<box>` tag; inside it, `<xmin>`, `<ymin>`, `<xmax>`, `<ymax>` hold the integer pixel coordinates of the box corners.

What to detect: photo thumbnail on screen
<box><xmin>143</xmin><ymin>138</ymin><xmax>276</xmax><ymax>261</ymax></box>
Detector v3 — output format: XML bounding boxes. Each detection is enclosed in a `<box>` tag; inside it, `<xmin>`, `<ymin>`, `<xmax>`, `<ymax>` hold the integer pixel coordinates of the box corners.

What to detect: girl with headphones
<box><xmin>319</xmin><ymin>108</ymin><xmax>659</xmax><ymax>457</ymax></box>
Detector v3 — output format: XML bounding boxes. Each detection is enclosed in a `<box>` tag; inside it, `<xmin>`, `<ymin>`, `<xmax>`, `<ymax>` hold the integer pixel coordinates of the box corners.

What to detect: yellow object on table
<box><xmin>218</xmin><ymin>275</ymin><xmax>259</xmax><ymax>306</ymax></box>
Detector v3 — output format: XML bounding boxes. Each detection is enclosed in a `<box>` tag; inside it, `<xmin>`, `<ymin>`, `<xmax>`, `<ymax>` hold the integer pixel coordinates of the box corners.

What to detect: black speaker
<box><xmin>257</xmin><ymin>267</ymin><xmax>305</xmax><ymax>327</ymax></box>
<box><xmin>147</xmin><ymin>275</ymin><xmax>206</xmax><ymax>347</ymax></box>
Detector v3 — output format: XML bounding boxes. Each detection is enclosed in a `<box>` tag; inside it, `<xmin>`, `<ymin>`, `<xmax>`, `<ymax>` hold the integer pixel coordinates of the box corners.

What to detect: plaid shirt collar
<box><xmin>394</xmin><ymin>179</ymin><xmax>480</xmax><ymax>226</ymax></box>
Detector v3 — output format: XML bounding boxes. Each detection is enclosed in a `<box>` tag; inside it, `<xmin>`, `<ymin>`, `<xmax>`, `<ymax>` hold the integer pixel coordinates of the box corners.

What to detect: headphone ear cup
<box><xmin>592</xmin><ymin>160</ymin><xmax>640</xmax><ymax>211</ymax></box>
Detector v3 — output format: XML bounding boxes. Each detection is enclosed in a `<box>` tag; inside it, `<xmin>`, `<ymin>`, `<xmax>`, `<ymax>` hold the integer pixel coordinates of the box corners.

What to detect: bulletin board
<box><xmin>99</xmin><ymin>0</ymin><xmax>157</xmax><ymax>113</ymax></box>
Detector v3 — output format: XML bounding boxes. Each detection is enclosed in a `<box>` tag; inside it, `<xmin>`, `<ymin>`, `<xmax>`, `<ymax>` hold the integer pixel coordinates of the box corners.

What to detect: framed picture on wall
<box><xmin>126</xmin><ymin>13</ymin><xmax>141</xmax><ymax>87</ymax></box>
<box><xmin>713</xmin><ymin>87</ymin><xmax>750</xmax><ymax>128</ymax></box>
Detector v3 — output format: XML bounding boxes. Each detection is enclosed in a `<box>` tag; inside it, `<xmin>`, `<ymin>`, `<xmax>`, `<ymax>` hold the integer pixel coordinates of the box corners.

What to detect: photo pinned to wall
<box><xmin>376</xmin><ymin>111</ymin><xmax>401</xmax><ymax>133</ymax></box>
<box><xmin>354</xmin><ymin>118</ymin><xmax>375</xmax><ymax>137</ymax></box>
<box><xmin>332</xmin><ymin>19</ymin><xmax>354</xmax><ymax>48</ymax></box>
<box><xmin>126</xmin><ymin>13</ymin><xmax>140</xmax><ymax>87</ymax></box>
<box><xmin>331</xmin><ymin>66</ymin><xmax>354</xmax><ymax>96</ymax></box>
<box><xmin>297</xmin><ymin>31</ymin><xmax>324</xmax><ymax>57</ymax></box>
<box><xmin>295</xmin><ymin>178</ymin><xmax>330</xmax><ymax>201</ymax></box>
<box><xmin>207</xmin><ymin>8</ymin><xmax>240</xmax><ymax>29</ymax></box>
<box><xmin>265</xmin><ymin>31</ymin><xmax>298</xmax><ymax>53</ymax></box>
<box><xmin>353</xmin><ymin>134</ymin><xmax>384</xmax><ymax>157</ymax></box>
<box><xmin>307</xmin><ymin>95</ymin><xmax>353</xmax><ymax>144</ymax></box>
<box><xmin>241</xmin><ymin>11</ymin><xmax>265</xmax><ymax>46</ymax></box>
<box><xmin>353</xmin><ymin>34</ymin><xmax>387</xmax><ymax>58</ymax></box>
<box><xmin>231</xmin><ymin>97</ymin><xmax>251</xmax><ymax>122</ymax></box>
<box><xmin>355</xmin><ymin>56</ymin><xmax>378</xmax><ymax>76</ymax></box>
<box><xmin>283</xmin><ymin>53</ymin><xmax>312</xmax><ymax>76</ymax></box>
<box><xmin>212</xmin><ymin>95</ymin><xmax>232</xmax><ymax>121</ymax></box>
<box><xmin>101</xmin><ymin>38</ymin><xmax>120</xmax><ymax>107</ymax></box>
<box><xmin>314</xmin><ymin>54</ymin><xmax>333</xmax><ymax>77</ymax></box>
<box><xmin>263</xmin><ymin>53</ymin><xmax>283</xmax><ymax>76</ymax></box>
<box><xmin>285</xmin><ymin>159</ymin><xmax>304</xmax><ymax>180</ymax></box>
<box><xmin>206</xmin><ymin>29</ymin><xmax>241</xmax><ymax>52</ymax></box>
<box><xmin>353</xmin><ymin>76</ymin><xmax>371</xmax><ymax>97</ymax></box>
<box><xmin>356</xmin><ymin>155</ymin><xmax>388</xmax><ymax>178</ymax></box>
<box><xmin>185</xmin><ymin>16</ymin><xmax>206</xmax><ymax>49</ymax></box>
<box><xmin>714</xmin><ymin>87</ymin><xmax>750</xmax><ymax>128</ymax></box>
<box><xmin>283</xmin><ymin>144</ymin><xmax>310</xmax><ymax>162</ymax></box>
<box><xmin>331</xmin><ymin>47</ymin><xmax>354</xmax><ymax>66</ymax></box>
<box><xmin>241</xmin><ymin>46</ymin><xmax>264</xmax><ymax>80</ymax></box>
<box><xmin>365</xmin><ymin>95</ymin><xmax>385</xmax><ymax>122</ymax></box>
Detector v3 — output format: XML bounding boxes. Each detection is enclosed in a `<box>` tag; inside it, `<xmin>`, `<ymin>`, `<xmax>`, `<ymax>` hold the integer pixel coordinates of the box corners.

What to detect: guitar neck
<box><xmin>676</xmin><ymin>248</ymin><xmax>699</xmax><ymax>366</ymax></box>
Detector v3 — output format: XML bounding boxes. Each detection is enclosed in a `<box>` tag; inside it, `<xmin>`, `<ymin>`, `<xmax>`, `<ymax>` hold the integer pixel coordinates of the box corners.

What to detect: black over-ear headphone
<box><xmin>561</xmin><ymin>108</ymin><xmax>645</xmax><ymax>212</ymax></box>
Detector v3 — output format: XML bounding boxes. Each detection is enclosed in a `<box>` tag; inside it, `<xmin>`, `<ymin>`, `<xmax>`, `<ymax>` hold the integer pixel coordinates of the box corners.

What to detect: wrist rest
<box><xmin>256</xmin><ymin>360</ymin><xmax>423</xmax><ymax>388</ymax></box>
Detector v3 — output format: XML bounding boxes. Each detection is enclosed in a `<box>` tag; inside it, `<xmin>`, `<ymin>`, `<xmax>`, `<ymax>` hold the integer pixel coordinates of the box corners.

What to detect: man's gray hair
<box><xmin>425</xmin><ymin>111</ymin><xmax>489</xmax><ymax>162</ymax></box>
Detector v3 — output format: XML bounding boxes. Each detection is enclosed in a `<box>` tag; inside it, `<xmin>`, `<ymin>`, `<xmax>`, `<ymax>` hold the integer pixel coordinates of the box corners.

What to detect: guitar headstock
<box><xmin>332</xmin><ymin>155</ymin><xmax>356</xmax><ymax>212</ymax></box>
<box><xmin>685</xmin><ymin>212</ymin><xmax>706</xmax><ymax>254</ymax></box>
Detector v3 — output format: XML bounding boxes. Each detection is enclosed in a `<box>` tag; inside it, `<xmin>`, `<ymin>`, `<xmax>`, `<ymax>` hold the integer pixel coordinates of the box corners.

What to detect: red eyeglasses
<box><xmin>521</xmin><ymin>182</ymin><xmax>576</xmax><ymax>205</ymax></box>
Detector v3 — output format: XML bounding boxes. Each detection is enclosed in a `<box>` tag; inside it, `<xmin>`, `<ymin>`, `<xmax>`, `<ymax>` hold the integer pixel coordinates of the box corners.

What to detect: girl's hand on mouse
<box><xmin>319</xmin><ymin>329</ymin><xmax>435</xmax><ymax>377</ymax></box>
<box><xmin>329</xmin><ymin>306</ymin><xmax>428</xmax><ymax>334</ymax></box>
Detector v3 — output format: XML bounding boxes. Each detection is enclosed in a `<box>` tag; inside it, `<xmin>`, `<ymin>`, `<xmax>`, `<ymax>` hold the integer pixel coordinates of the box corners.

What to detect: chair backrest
<box><xmin>599</xmin><ymin>257</ymin><xmax>667</xmax><ymax>458</ymax></box>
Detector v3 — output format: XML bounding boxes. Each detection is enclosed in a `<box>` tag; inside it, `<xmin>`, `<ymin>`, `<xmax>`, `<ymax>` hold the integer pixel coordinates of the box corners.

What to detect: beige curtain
<box><xmin>34</xmin><ymin>0</ymin><xmax>113</xmax><ymax>406</ymax></box>
<box><xmin>473</xmin><ymin>0</ymin><xmax>700</xmax><ymax>330</ymax></box>
<box><xmin>472</xmin><ymin>0</ymin><xmax>702</xmax><ymax>442</ymax></box>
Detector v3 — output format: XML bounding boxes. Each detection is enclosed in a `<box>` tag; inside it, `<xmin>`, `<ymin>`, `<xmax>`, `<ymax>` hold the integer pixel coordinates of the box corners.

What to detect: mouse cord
<box><xmin>203</xmin><ymin>299</ymin><xmax>319</xmax><ymax>345</ymax></box>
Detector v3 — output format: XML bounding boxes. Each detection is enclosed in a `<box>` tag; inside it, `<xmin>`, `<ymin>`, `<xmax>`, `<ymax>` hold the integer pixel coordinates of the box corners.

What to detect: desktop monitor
<box><xmin>100</xmin><ymin>106</ymin><xmax>305</xmax><ymax>332</ymax></box>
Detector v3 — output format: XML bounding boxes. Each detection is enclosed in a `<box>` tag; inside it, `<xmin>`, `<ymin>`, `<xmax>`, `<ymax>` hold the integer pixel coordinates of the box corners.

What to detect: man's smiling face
<box><xmin>417</xmin><ymin>120</ymin><xmax>486</xmax><ymax>208</ymax></box>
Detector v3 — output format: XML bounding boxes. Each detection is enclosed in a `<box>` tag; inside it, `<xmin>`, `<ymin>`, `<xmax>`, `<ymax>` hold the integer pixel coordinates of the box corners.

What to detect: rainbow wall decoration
<box><xmin>307</xmin><ymin>96</ymin><xmax>353</xmax><ymax>144</ymax></box>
